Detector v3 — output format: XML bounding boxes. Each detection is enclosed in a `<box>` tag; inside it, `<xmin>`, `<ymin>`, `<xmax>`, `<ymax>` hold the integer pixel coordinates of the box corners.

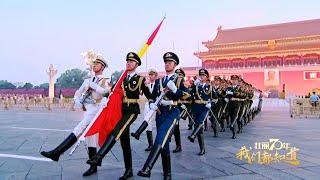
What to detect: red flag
<box><xmin>85</xmin><ymin>70</ymin><xmax>127</xmax><ymax>146</ymax></box>
<box><xmin>84</xmin><ymin>17</ymin><xmax>165</xmax><ymax>146</ymax></box>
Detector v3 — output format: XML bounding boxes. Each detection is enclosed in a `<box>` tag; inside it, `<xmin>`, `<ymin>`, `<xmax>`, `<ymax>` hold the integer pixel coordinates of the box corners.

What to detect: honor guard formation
<box><xmin>40</xmin><ymin>52</ymin><xmax>263</xmax><ymax>179</ymax></box>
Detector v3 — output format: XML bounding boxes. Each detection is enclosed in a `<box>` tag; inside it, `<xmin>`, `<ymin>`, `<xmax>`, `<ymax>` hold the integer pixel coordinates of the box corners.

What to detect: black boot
<box><xmin>226</xmin><ymin>117</ymin><xmax>230</xmax><ymax>128</ymax></box>
<box><xmin>87</xmin><ymin>135</ymin><xmax>116</xmax><ymax>166</ymax></box>
<box><xmin>119</xmin><ymin>169</ymin><xmax>133</xmax><ymax>180</ymax></box>
<box><xmin>230</xmin><ymin>126</ymin><xmax>236</xmax><ymax>139</ymax></box>
<box><xmin>240</xmin><ymin>120</ymin><xmax>243</xmax><ymax>133</ymax></box>
<box><xmin>249</xmin><ymin>112</ymin><xmax>253</xmax><ymax>122</ymax></box>
<box><xmin>83</xmin><ymin>147</ymin><xmax>98</xmax><ymax>176</ymax></box>
<box><xmin>145</xmin><ymin>130</ymin><xmax>153</xmax><ymax>151</ymax></box>
<box><xmin>246</xmin><ymin>115</ymin><xmax>249</xmax><ymax>124</ymax></box>
<box><xmin>131</xmin><ymin>121</ymin><xmax>148</xmax><ymax>140</ymax></box>
<box><xmin>161</xmin><ymin>153</ymin><xmax>172</xmax><ymax>180</ymax></box>
<box><xmin>204</xmin><ymin>119</ymin><xmax>208</xmax><ymax>131</ymax></box>
<box><xmin>197</xmin><ymin>130</ymin><xmax>205</xmax><ymax>156</ymax></box>
<box><xmin>172</xmin><ymin>125</ymin><xmax>182</xmax><ymax>153</ymax></box>
<box><xmin>41</xmin><ymin>133</ymin><xmax>77</xmax><ymax>161</ymax></box>
<box><xmin>220</xmin><ymin>119</ymin><xmax>225</xmax><ymax>132</ymax></box>
<box><xmin>188</xmin><ymin>123</ymin><xmax>202</xmax><ymax>143</ymax></box>
<box><xmin>188</xmin><ymin>112</ymin><xmax>194</xmax><ymax>130</ymax></box>
<box><xmin>119</xmin><ymin>128</ymin><xmax>134</xmax><ymax>180</ymax></box>
<box><xmin>137</xmin><ymin>144</ymin><xmax>162</xmax><ymax>178</ymax></box>
<box><xmin>236</xmin><ymin>120</ymin><xmax>241</xmax><ymax>134</ymax></box>
<box><xmin>213</xmin><ymin>125</ymin><xmax>218</xmax><ymax>137</ymax></box>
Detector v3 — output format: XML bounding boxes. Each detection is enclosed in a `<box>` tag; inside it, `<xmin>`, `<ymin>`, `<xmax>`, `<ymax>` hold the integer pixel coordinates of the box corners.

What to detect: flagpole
<box><xmin>78</xmin><ymin>16</ymin><xmax>165</xmax><ymax>148</ymax></box>
<box><xmin>145</xmin><ymin>51</ymin><xmax>148</xmax><ymax>75</ymax></box>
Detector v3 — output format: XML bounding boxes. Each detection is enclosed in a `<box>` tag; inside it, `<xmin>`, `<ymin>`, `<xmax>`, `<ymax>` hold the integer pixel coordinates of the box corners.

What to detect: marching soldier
<box><xmin>219</xmin><ymin>79</ymin><xmax>231</xmax><ymax>129</ymax></box>
<box><xmin>243</xmin><ymin>83</ymin><xmax>254</xmax><ymax>125</ymax></box>
<box><xmin>137</xmin><ymin>52</ymin><xmax>189</xmax><ymax>179</ymax></box>
<box><xmin>40</xmin><ymin>55</ymin><xmax>110</xmax><ymax>176</ymax></box>
<box><xmin>87</xmin><ymin>52</ymin><xmax>153</xmax><ymax>179</ymax></box>
<box><xmin>187</xmin><ymin>77</ymin><xmax>196</xmax><ymax>130</ymax></box>
<box><xmin>235</xmin><ymin>79</ymin><xmax>247</xmax><ymax>134</ymax></box>
<box><xmin>131</xmin><ymin>68</ymin><xmax>158</xmax><ymax>151</ymax></box>
<box><xmin>172</xmin><ymin>68</ymin><xmax>191</xmax><ymax>153</ymax></box>
<box><xmin>187</xmin><ymin>68</ymin><xmax>212</xmax><ymax>156</ymax></box>
<box><xmin>210</xmin><ymin>76</ymin><xmax>225</xmax><ymax>137</ymax></box>
<box><xmin>255</xmin><ymin>89</ymin><xmax>262</xmax><ymax>116</ymax></box>
<box><xmin>224</xmin><ymin>75</ymin><xmax>245</xmax><ymax>139</ymax></box>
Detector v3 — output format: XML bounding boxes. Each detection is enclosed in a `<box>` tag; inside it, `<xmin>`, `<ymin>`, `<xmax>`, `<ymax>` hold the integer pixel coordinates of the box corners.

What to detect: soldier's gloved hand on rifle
<box><xmin>149</xmin><ymin>102</ymin><xmax>158</xmax><ymax>111</ymax></box>
<box><xmin>226</xmin><ymin>90</ymin><xmax>234</xmax><ymax>95</ymax></box>
<box><xmin>160</xmin><ymin>99</ymin><xmax>174</xmax><ymax>106</ymax></box>
<box><xmin>89</xmin><ymin>82</ymin><xmax>109</xmax><ymax>94</ymax></box>
<box><xmin>74</xmin><ymin>98</ymin><xmax>82</xmax><ymax>109</ymax></box>
<box><xmin>205</xmin><ymin>102</ymin><xmax>211</xmax><ymax>109</ymax></box>
<box><xmin>181</xmin><ymin>104</ymin><xmax>187</xmax><ymax>110</ymax></box>
<box><xmin>167</xmin><ymin>80</ymin><xmax>177</xmax><ymax>93</ymax></box>
<box><xmin>224</xmin><ymin>98</ymin><xmax>229</xmax><ymax>102</ymax></box>
<box><xmin>98</xmin><ymin>97</ymin><xmax>109</xmax><ymax>108</ymax></box>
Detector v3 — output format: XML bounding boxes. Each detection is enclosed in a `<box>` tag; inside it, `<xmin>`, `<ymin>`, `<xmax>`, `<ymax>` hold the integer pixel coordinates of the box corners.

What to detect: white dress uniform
<box><xmin>73</xmin><ymin>75</ymin><xmax>110</xmax><ymax>147</ymax></box>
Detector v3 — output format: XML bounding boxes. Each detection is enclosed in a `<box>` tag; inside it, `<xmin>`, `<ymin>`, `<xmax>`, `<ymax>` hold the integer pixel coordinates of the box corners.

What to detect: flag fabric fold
<box><xmin>84</xmin><ymin>17</ymin><xmax>165</xmax><ymax>146</ymax></box>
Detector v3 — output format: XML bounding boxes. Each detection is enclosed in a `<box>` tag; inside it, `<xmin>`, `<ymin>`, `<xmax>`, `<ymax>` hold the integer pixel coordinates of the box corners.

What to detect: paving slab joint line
<box><xmin>60</xmin><ymin>166</ymin><xmax>63</xmax><ymax>180</ymax></box>
<box><xmin>212</xmin><ymin>172</ymin><xmax>269</xmax><ymax>179</ymax></box>
<box><xmin>0</xmin><ymin>161</ymin><xmax>6</xmax><ymax>168</ymax></box>
<box><xmin>198</xmin><ymin>160</ymin><xmax>229</xmax><ymax>176</ymax></box>
<box><xmin>240</xmin><ymin>164</ymin><xmax>300</xmax><ymax>180</ymax></box>
<box><xmin>16</xmin><ymin>139</ymin><xmax>28</xmax><ymax>151</ymax></box>
<box><xmin>280</xmin><ymin>168</ymin><xmax>310</xmax><ymax>180</ymax></box>
<box><xmin>110</xmin><ymin>150</ymin><xmax>119</xmax><ymax>162</ymax></box>
<box><xmin>24</xmin><ymin>164</ymin><xmax>34</xmax><ymax>179</ymax></box>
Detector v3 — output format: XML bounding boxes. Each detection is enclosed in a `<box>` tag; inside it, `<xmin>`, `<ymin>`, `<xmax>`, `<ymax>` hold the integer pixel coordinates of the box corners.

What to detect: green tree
<box><xmin>39</xmin><ymin>83</ymin><xmax>49</xmax><ymax>88</ymax></box>
<box><xmin>110</xmin><ymin>70</ymin><xmax>124</xmax><ymax>86</ymax></box>
<box><xmin>22</xmin><ymin>82</ymin><xmax>34</xmax><ymax>89</ymax></box>
<box><xmin>0</xmin><ymin>80</ymin><xmax>16</xmax><ymax>89</ymax></box>
<box><xmin>56</xmin><ymin>68</ymin><xmax>89</xmax><ymax>88</ymax></box>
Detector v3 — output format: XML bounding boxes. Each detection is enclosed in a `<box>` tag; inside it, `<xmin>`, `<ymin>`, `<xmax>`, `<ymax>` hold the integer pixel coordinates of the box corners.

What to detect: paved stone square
<box><xmin>0</xmin><ymin>99</ymin><xmax>319</xmax><ymax>179</ymax></box>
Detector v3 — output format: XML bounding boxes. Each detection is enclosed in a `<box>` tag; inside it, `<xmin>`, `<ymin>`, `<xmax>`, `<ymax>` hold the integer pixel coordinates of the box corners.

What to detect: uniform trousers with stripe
<box><xmin>155</xmin><ymin>106</ymin><xmax>180</xmax><ymax>155</ymax></box>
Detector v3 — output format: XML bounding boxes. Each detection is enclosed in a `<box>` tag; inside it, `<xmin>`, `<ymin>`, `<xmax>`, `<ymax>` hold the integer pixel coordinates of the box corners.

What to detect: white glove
<box><xmin>149</xmin><ymin>103</ymin><xmax>158</xmax><ymax>111</ymax></box>
<box><xmin>160</xmin><ymin>100</ymin><xmax>174</xmax><ymax>106</ymax></box>
<box><xmin>224</xmin><ymin>98</ymin><xmax>229</xmax><ymax>102</ymax></box>
<box><xmin>167</xmin><ymin>80</ymin><xmax>177</xmax><ymax>93</ymax></box>
<box><xmin>226</xmin><ymin>90</ymin><xmax>234</xmax><ymax>95</ymax></box>
<box><xmin>89</xmin><ymin>82</ymin><xmax>109</xmax><ymax>95</ymax></box>
<box><xmin>205</xmin><ymin>103</ymin><xmax>211</xmax><ymax>109</ymax></box>
<box><xmin>181</xmin><ymin>104</ymin><xmax>187</xmax><ymax>110</ymax></box>
<box><xmin>74</xmin><ymin>99</ymin><xmax>82</xmax><ymax>109</ymax></box>
<box><xmin>98</xmin><ymin>97</ymin><xmax>109</xmax><ymax>108</ymax></box>
<box><xmin>194</xmin><ymin>78</ymin><xmax>200</xmax><ymax>86</ymax></box>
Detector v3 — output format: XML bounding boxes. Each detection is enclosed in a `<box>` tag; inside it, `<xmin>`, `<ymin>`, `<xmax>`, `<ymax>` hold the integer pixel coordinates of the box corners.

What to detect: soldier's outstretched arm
<box><xmin>89</xmin><ymin>78</ymin><xmax>110</xmax><ymax>96</ymax></box>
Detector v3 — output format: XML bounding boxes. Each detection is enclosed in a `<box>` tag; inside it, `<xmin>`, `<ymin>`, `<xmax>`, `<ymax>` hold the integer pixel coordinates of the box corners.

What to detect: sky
<box><xmin>0</xmin><ymin>0</ymin><xmax>319</xmax><ymax>85</ymax></box>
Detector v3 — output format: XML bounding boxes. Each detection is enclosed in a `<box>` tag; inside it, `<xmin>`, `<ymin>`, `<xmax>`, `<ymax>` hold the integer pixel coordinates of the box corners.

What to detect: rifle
<box><xmin>208</xmin><ymin>108</ymin><xmax>221</xmax><ymax>129</ymax></box>
<box><xmin>143</xmin><ymin>74</ymin><xmax>179</xmax><ymax>124</ymax></box>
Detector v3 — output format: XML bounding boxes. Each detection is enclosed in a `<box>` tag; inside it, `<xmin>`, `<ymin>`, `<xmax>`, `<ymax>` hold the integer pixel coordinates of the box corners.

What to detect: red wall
<box><xmin>243</xmin><ymin>71</ymin><xmax>320</xmax><ymax>95</ymax></box>
<box><xmin>280</xmin><ymin>71</ymin><xmax>320</xmax><ymax>95</ymax></box>
<box><xmin>243</xmin><ymin>72</ymin><xmax>264</xmax><ymax>90</ymax></box>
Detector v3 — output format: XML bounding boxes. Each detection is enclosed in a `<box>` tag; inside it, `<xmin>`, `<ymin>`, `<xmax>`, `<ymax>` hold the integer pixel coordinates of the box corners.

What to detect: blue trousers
<box><xmin>192</xmin><ymin>104</ymin><xmax>209</xmax><ymax>124</ymax></box>
<box><xmin>155</xmin><ymin>106</ymin><xmax>180</xmax><ymax>155</ymax></box>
